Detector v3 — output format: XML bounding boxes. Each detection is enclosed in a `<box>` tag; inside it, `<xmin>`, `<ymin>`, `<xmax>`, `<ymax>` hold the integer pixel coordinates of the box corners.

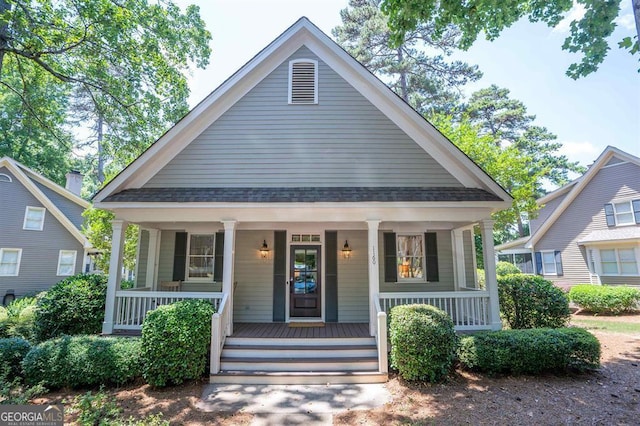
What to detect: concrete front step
<box><xmin>209</xmin><ymin>371</ymin><xmax>388</xmax><ymax>385</ymax></box>
<box><xmin>224</xmin><ymin>336</ymin><xmax>376</xmax><ymax>346</ymax></box>
<box><xmin>220</xmin><ymin>356</ymin><xmax>379</xmax><ymax>372</ymax></box>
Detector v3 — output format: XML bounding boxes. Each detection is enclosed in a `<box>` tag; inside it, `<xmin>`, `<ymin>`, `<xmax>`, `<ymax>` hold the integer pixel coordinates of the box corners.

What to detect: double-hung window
<box><xmin>541</xmin><ymin>251</ymin><xmax>557</xmax><ymax>275</ymax></box>
<box><xmin>605</xmin><ymin>200</ymin><xmax>640</xmax><ymax>226</ymax></box>
<box><xmin>23</xmin><ymin>206</ymin><xmax>46</xmax><ymax>231</ymax></box>
<box><xmin>0</xmin><ymin>248</ymin><xmax>22</xmax><ymax>276</ymax></box>
<box><xmin>187</xmin><ymin>234</ymin><xmax>215</xmax><ymax>280</ymax></box>
<box><xmin>57</xmin><ymin>250</ymin><xmax>77</xmax><ymax>276</ymax></box>
<box><xmin>397</xmin><ymin>235</ymin><xmax>424</xmax><ymax>280</ymax></box>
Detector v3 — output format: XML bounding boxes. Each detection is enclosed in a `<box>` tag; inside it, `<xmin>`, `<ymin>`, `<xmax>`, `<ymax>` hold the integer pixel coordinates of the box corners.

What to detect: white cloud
<box><xmin>557</xmin><ymin>140</ymin><xmax>602</xmax><ymax>167</ymax></box>
<box><xmin>614</xmin><ymin>14</ymin><xmax>636</xmax><ymax>31</ymax></box>
<box><xmin>553</xmin><ymin>2</ymin><xmax>586</xmax><ymax>34</ymax></box>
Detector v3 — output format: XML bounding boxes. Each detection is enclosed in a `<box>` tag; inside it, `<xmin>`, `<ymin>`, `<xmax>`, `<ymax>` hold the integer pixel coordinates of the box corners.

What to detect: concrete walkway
<box><xmin>198</xmin><ymin>383</ymin><xmax>391</xmax><ymax>426</ymax></box>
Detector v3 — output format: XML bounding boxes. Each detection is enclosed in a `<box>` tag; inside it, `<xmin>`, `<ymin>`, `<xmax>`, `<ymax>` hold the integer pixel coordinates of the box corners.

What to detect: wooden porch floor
<box><xmin>232</xmin><ymin>322</ymin><xmax>370</xmax><ymax>338</ymax></box>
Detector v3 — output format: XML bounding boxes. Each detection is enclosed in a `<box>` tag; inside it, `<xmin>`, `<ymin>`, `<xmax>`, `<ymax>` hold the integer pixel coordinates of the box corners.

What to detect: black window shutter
<box><xmin>383</xmin><ymin>232</ymin><xmax>397</xmax><ymax>283</ymax></box>
<box><xmin>213</xmin><ymin>232</ymin><xmax>225</xmax><ymax>282</ymax></box>
<box><xmin>425</xmin><ymin>232</ymin><xmax>439</xmax><ymax>282</ymax></box>
<box><xmin>172</xmin><ymin>232</ymin><xmax>187</xmax><ymax>281</ymax></box>
<box><xmin>534</xmin><ymin>251</ymin><xmax>543</xmax><ymax>275</ymax></box>
<box><xmin>272</xmin><ymin>231</ymin><xmax>287</xmax><ymax>322</ymax></box>
<box><xmin>604</xmin><ymin>203</ymin><xmax>615</xmax><ymax>226</ymax></box>
<box><xmin>554</xmin><ymin>251</ymin><xmax>564</xmax><ymax>276</ymax></box>
<box><xmin>632</xmin><ymin>199</ymin><xmax>640</xmax><ymax>224</ymax></box>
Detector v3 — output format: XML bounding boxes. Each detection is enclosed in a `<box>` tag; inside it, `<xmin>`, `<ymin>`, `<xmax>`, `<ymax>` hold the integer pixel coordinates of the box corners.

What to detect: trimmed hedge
<box><xmin>141</xmin><ymin>299</ymin><xmax>215</xmax><ymax>387</ymax></box>
<box><xmin>0</xmin><ymin>337</ymin><xmax>31</xmax><ymax>378</ymax></box>
<box><xmin>22</xmin><ymin>335</ymin><xmax>142</xmax><ymax>388</ymax></box>
<box><xmin>389</xmin><ymin>304</ymin><xmax>457</xmax><ymax>382</ymax></box>
<box><xmin>34</xmin><ymin>274</ymin><xmax>107</xmax><ymax>342</ymax></box>
<box><xmin>569</xmin><ymin>285</ymin><xmax>640</xmax><ymax>314</ymax></box>
<box><xmin>498</xmin><ymin>274</ymin><xmax>570</xmax><ymax>329</ymax></box>
<box><xmin>458</xmin><ymin>328</ymin><xmax>600</xmax><ymax>375</ymax></box>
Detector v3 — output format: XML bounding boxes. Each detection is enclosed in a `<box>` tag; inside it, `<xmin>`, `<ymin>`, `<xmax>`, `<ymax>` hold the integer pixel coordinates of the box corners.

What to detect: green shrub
<box><xmin>498</xmin><ymin>274</ymin><xmax>570</xmax><ymax>329</ymax></box>
<box><xmin>496</xmin><ymin>261</ymin><xmax>522</xmax><ymax>276</ymax></box>
<box><xmin>0</xmin><ymin>296</ymin><xmax>39</xmax><ymax>341</ymax></box>
<box><xmin>22</xmin><ymin>335</ymin><xmax>142</xmax><ymax>389</ymax></box>
<box><xmin>141</xmin><ymin>299</ymin><xmax>215</xmax><ymax>387</ymax></box>
<box><xmin>120</xmin><ymin>279</ymin><xmax>135</xmax><ymax>290</ymax></box>
<box><xmin>0</xmin><ymin>337</ymin><xmax>31</xmax><ymax>378</ymax></box>
<box><xmin>458</xmin><ymin>327</ymin><xmax>600</xmax><ymax>375</ymax></box>
<box><xmin>389</xmin><ymin>304</ymin><xmax>457</xmax><ymax>382</ymax></box>
<box><xmin>72</xmin><ymin>389</ymin><xmax>169</xmax><ymax>426</ymax></box>
<box><xmin>476</xmin><ymin>269</ymin><xmax>486</xmax><ymax>289</ymax></box>
<box><xmin>34</xmin><ymin>273</ymin><xmax>107</xmax><ymax>342</ymax></box>
<box><xmin>569</xmin><ymin>285</ymin><xmax>640</xmax><ymax>314</ymax></box>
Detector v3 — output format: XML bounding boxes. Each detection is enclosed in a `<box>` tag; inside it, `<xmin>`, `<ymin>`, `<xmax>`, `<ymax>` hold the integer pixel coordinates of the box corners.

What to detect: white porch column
<box><xmin>367</xmin><ymin>220</ymin><xmax>381</xmax><ymax>336</ymax></box>
<box><xmin>222</xmin><ymin>220</ymin><xmax>236</xmax><ymax>335</ymax></box>
<box><xmin>452</xmin><ymin>228</ymin><xmax>466</xmax><ymax>290</ymax></box>
<box><xmin>102</xmin><ymin>219</ymin><xmax>128</xmax><ymax>334</ymax></box>
<box><xmin>480</xmin><ymin>220</ymin><xmax>502</xmax><ymax>330</ymax></box>
<box><xmin>145</xmin><ymin>229</ymin><xmax>160</xmax><ymax>289</ymax></box>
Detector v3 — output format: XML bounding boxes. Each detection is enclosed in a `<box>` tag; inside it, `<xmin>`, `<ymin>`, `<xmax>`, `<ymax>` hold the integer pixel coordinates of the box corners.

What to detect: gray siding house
<box><xmin>93</xmin><ymin>18</ymin><xmax>512</xmax><ymax>384</ymax></box>
<box><xmin>496</xmin><ymin>146</ymin><xmax>640</xmax><ymax>288</ymax></box>
<box><xmin>0</xmin><ymin>157</ymin><xmax>93</xmax><ymax>302</ymax></box>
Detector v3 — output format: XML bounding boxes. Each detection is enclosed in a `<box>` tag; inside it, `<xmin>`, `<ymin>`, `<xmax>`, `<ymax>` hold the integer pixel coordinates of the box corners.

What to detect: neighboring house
<box><xmin>93</xmin><ymin>18</ymin><xmax>511</xmax><ymax>383</ymax></box>
<box><xmin>496</xmin><ymin>146</ymin><xmax>640</xmax><ymax>288</ymax></box>
<box><xmin>0</xmin><ymin>157</ymin><xmax>94</xmax><ymax>303</ymax></box>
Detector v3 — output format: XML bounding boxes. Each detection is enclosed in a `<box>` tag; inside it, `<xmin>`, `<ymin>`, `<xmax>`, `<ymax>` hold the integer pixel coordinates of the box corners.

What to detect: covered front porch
<box><xmin>101</xmin><ymin>213</ymin><xmax>502</xmax><ymax>380</ymax></box>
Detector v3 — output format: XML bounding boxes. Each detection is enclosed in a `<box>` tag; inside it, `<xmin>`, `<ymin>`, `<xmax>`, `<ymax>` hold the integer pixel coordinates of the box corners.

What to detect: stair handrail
<box><xmin>210</xmin><ymin>292</ymin><xmax>230</xmax><ymax>375</ymax></box>
<box><xmin>374</xmin><ymin>294</ymin><xmax>388</xmax><ymax>374</ymax></box>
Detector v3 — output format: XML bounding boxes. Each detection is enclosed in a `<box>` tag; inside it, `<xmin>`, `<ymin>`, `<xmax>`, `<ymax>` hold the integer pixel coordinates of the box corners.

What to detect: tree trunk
<box><xmin>517</xmin><ymin>215</ymin><xmax>526</xmax><ymax>238</ymax></box>
<box><xmin>396</xmin><ymin>47</ymin><xmax>408</xmax><ymax>101</ymax></box>
<box><xmin>97</xmin><ymin>114</ymin><xmax>105</xmax><ymax>184</ymax></box>
<box><xmin>0</xmin><ymin>0</ymin><xmax>11</xmax><ymax>78</ymax></box>
<box><xmin>633</xmin><ymin>0</ymin><xmax>640</xmax><ymax>45</ymax></box>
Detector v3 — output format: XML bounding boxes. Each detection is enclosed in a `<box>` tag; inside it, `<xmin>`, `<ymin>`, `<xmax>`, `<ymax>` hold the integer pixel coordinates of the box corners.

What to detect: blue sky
<box><xmin>176</xmin><ymin>0</ymin><xmax>639</xmax><ymax>172</ymax></box>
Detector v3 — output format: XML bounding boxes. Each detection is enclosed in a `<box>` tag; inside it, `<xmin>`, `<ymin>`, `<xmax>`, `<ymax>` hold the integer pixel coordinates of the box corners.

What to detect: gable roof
<box><xmin>94</xmin><ymin>17</ymin><xmax>511</xmax><ymax>207</ymax></box>
<box><xmin>522</xmin><ymin>146</ymin><xmax>640</xmax><ymax>249</ymax></box>
<box><xmin>0</xmin><ymin>156</ymin><xmax>91</xmax><ymax>248</ymax></box>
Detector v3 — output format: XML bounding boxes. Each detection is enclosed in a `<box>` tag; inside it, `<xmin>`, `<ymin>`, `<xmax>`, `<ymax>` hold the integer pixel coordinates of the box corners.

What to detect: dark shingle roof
<box><xmin>102</xmin><ymin>187</ymin><xmax>503</xmax><ymax>203</ymax></box>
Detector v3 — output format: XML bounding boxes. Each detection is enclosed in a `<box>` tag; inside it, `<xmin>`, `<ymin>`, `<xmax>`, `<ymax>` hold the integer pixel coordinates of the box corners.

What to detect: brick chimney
<box><xmin>65</xmin><ymin>170</ymin><xmax>83</xmax><ymax>196</ymax></box>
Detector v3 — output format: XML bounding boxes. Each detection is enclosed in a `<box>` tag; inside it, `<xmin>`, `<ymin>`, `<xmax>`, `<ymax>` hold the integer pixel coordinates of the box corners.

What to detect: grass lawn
<box><xmin>570</xmin><ymin>316</ymin><xmax>640</xmax><ymax>334</ymax></box>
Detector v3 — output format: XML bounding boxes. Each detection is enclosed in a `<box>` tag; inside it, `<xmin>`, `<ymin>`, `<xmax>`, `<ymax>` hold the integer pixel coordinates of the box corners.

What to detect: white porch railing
<box><xmin>113</xmin><ymin>291</ymin><xmax>223</xmax><ymax>330</ymax></box>
<box><xmin>210</xmin><ymin>293</ymin><xmax>231</xmax><ymax>375</ymax></box>
<box><xmin>373</xmin><ymin>296</ymin><xmax>388</xmax><ymax>374</ymax></box>
<box><xmin>379</xmin><ymin>291</ymin><xmax>492</xmax><ymax>331</ymax></box>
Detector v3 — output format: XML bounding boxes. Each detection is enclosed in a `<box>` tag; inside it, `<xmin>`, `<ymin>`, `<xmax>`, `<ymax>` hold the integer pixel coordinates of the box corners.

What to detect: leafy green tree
<box><xmin>381</xmin><ymin>0</ymin><xmax>639</xmax><ymax>79</ymax></box>
<box><xmin>430</xmin><ymin>113</ymin><xmax>541</xmax><ymax>244</ymax></box>
<box><xmin>83</xmin><ymin>208</ymin><xmax>138</xmax><ymax>273</ymax></box>
<box><xmin>0</xmin><ymin>0</ymin><xmax>211</xmax><ymax>184</ymax></box>
<box><xmin>333</xmin><ymin>0</ymin><xmax>482</xmax><ymax>114</ymax></box>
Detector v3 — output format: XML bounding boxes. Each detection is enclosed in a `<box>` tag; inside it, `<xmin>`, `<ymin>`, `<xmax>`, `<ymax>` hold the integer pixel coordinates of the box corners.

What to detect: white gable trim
<box><xmin>0</xmin><ymin>157</ymin><xmax>91</xmax><ymax>248</ymax></box>
<box><xmin>94</xmin><ymin>18</ymin><xmax>511</xmax><ymax>204</ymax></box>
<box><xmin>526</xmin><ymin>146</ymin><xmax>640</xmax><ymax>248</ymax></box>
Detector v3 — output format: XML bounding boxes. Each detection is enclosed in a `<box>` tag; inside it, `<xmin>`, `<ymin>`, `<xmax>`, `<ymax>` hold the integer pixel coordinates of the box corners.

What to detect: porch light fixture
<box><xmin>342</xmin><ymin>240</ymin><xmax>352</xmax><ymax>259</ymax></box>
<box><xmin>259</xmin><ymin>240</ymin><xmax>270</xmax><ymax>259</ymax></box>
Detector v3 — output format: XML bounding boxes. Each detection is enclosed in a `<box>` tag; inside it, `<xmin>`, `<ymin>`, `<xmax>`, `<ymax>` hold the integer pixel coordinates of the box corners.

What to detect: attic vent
<box><xmin>289</xmin><ymin>59</ymin><xmax>318</xmax><ymax>104</ymax></box>
<box><xmin>0</xmin><ymin>173</ymin><xmax>11</xmax><ymax>183</ymax></box>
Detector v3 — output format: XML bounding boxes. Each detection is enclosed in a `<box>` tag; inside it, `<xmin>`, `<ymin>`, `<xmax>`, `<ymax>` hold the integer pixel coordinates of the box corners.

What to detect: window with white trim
<box><xmin>599</xmin><ymin>248</ymin><xmax>638</xmax><ymax>275</ymax></box>
<box><xmin>23</xmin><ymin>206</ymin><xmax>46</xmax><ymax>231</ymax></box>
<box><xmin>0</xmin><ymin>248</ymin><xmax>22</xmax><ymax>276</ymax></box>
<box><xmin>187</xmin><ymin>234</ymin><xmax>215</xmax><ymax>280</ymax></box>
<box><xmin>541</xmin><ymin>251</ymin><xmax>557</xmax><ymax>275</ymax></box>
<box><xmin>612</xmin><ymin>201</ymin><xmax>634</xmax><ymax>225</ymax></box>
<box><xmin>288</xmin><ymin>59</ymin><xmax>318</xmax><ymax>104</ymax></box>
<box><xmin>57</xmin><ymin>250</ymin><xmax>77</xmax><ymax>276</ymax></box>
<box><xmin>397</xmin><ymin>234</ymin><xmax>424</xmax><ymax>280</ymax></box>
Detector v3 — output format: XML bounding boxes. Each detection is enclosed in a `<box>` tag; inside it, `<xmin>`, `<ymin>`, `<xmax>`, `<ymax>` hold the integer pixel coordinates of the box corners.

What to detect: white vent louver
<box><xmin>289</xmin><ymin>60</ymin><xmax>317</xmax><ymax>104</ymax></box>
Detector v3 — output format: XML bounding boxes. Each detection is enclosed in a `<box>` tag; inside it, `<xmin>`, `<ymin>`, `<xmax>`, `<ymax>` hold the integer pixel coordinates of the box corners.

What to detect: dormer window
<box><xmin>288</xmin><ymin>59</ymin><xmax>318</xmax><ymax>104</ymax></box>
